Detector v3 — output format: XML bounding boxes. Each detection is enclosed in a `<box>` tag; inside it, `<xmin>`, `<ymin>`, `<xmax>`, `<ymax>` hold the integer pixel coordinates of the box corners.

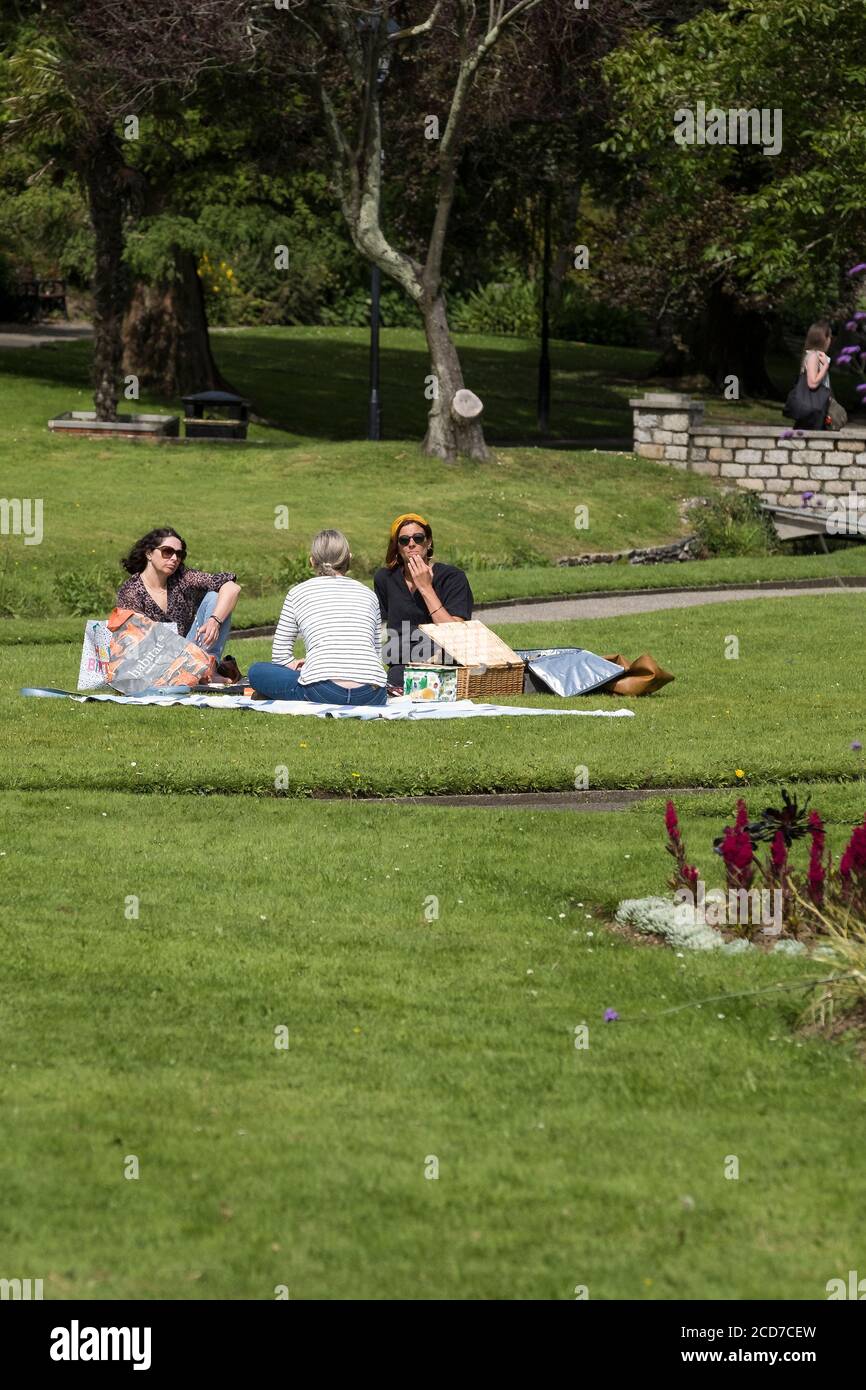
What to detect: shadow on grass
<box><xmin>0</xmin><ymin>328</ymin><xmax>660</xmax><ymax>444</ymax></box>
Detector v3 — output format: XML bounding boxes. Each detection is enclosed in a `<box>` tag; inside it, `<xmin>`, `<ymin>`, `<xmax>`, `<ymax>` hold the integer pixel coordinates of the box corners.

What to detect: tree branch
<box><xmin>390</xmin><ymin>0</ymin><xmax>444</xmax><ymax>42</ymax></box>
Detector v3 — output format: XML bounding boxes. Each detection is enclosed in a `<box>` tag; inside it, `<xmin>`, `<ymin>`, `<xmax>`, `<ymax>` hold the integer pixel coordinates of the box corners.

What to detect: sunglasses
<box><xmin>398</xmin><ymin>533</ymin><xmax>427</xmax><ymax>547</ymax></box>
<box><xmin>157</xmin><ymin>546</ymin><xmax>185</xmax><ymax>559</ymax></box>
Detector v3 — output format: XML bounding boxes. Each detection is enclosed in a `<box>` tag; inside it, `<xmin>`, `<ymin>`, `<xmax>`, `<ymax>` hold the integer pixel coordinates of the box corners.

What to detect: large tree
<box><xmin>271</xmin><ymin>0</ymin><xmax>565</xmax><ymax>462</ymax></box>
<box><xmin>3</xmin><ymin>1</ymin><xmax>259</xmax><ymax>418</ymax></box>
<box><xmin>599</xmin><ymin>0</ymin><xmax>866</xmax><ymax>394</ymax></box>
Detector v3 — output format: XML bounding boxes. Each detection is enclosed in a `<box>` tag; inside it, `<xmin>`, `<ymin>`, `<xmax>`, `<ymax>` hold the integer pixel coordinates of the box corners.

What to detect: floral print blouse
<box><xmin>116</xmin><ymin>569</ymin><xmax>236</xmax><ymax>637</ymax></box>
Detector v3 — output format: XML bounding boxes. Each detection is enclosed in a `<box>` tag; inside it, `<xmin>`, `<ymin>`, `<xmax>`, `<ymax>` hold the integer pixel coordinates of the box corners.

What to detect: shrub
<box><xmin>554</xmin><ymin>282</ymin><xmax>648</xmax><ymax>348</ymax></box>
<box><xmin>52</xmin><ymin>567</ymin><xmax>117</xmax><ymax>617</ymax></box>
<box><xmin>449</xmin><ymin>275</ymin><xmax>539</xmax><ymax>338</ymax></box>
<box><xmin>690</xmin><ymin>491</ymin><xmax>780</xmax><ymax>558</ymax></box>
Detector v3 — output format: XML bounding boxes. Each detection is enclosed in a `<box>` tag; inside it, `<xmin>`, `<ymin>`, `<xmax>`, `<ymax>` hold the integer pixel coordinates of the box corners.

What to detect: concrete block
<box><xmin>720</xmin><ymin>463</ymin><xmax>746</xmax><ymax>477</ymax></box>
<box><xmin>691</xmin><ymin>460</ymin><xmax>720</xmax><ymax>475</ymax></box>
<box><xmin>748</xmin><ymin>464</ymin><xmax>779</xmax><ymax>478</ymax></box>
<box><xmin>734</xmin><ymin>449</ymin><xmax>762</xmax><ymax>463</ymax></box>
<box><xmin>810</xmin><ymin>464</ymin><xmax>841</xmax><ymax>479</ymax></box>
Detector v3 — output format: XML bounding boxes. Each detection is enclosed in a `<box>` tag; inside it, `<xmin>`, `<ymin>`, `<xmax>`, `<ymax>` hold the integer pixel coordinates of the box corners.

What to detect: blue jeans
<box><xmin>248</xmin><ymin>662</ymin><xmax>388</xmax><ymax>705</ymax></box>
<box><xmin>187</xmin><ymin>590</ymin><xmax>231</xmax><ymax>661</ymax></box>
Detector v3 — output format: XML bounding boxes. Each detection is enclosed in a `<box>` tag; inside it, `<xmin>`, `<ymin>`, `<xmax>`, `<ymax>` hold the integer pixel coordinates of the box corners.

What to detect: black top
<box><xmin>373</xmin><ymin>561</ymin><xmax>474</xmax><ymax>686</ymax></box>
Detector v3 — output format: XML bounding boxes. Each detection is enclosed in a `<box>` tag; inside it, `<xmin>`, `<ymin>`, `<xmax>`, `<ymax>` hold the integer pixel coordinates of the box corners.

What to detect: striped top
<box><xmin>272</xmin><ymin>576</ymin><xmax>386</xmax><ymax>687</ymax></box>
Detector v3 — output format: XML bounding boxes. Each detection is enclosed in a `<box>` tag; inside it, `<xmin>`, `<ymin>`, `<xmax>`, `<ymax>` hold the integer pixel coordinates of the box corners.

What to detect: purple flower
<box><xmin>857</xmin><ymin>383</ymin><xmax>866</xmax><ymax>394</ymax></box>
<box><xmin>846</xmin><ymin>321</ymin><xmax>859</xmax><ymax>332</ymax></box>
<box><xmin>604</xmin><ymin>1008</ymin><xmax>620</xmax><ymax>1023</ymax></box>
<box><xmin>853</xmin><ymin>740</ymin><xmax>863</xmax><ymax>752</ymax></box>
<box><xmin>801</xmin><ymin>491</ymin><xmax>814</xmax><ymax>506</ymax></box>
<box><xmin>794</xmin><ymin>429</ymin><xmax>805</xmax><ymax>437</ymax></box>
<box><xmin>848</xmin><ymin>263</ymin><xmax>866</xmax><ymax>277</ymax></box>
<box><xmin>780</xmin><ymin>428</ymin><xmax>794</xmax><ymax>439</ymax></box>
<box><xmin>854</xmin><ymin>312</ymin><xmax>866</xmax><ymax>321</ymax></box>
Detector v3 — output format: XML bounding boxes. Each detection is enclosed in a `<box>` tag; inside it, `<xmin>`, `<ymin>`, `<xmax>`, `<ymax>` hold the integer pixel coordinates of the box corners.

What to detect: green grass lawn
<box><xmin>2</xmin><ymin>787</ymin><xmax>864</xmax><ymax>1301</ymax></box>
<box><xmin>5</xmin><ymin>596</ymin><xmax>864</xmax><ymax>796</ymax></box>
<box><xmin>3</xmin><ymin>329</ymin><xmax>865</xmax><ymax>1302</ymax></box>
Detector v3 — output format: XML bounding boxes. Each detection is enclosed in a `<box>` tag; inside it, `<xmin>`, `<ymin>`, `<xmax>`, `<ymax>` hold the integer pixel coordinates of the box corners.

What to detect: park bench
<box><xmin>12</xmin><ymin>277</ymin><xmax>69</xmax><ymax>322</ymax></box>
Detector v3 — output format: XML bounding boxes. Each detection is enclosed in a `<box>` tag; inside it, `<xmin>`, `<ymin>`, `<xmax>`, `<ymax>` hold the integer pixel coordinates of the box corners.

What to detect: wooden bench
<box><xmin>12</xmin><ymin>278</ymin><xmax>68</xmax><ymax>322</ymax></box>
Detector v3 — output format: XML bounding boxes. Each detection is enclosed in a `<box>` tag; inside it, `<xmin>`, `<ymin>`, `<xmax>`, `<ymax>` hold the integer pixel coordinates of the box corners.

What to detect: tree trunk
<box><xmin>82</xmin><ymin>130</ymin><xmax>128</xmax><ymax>421</ymax></box>
<box><xmin>420</xmin><ymin>290</ymin><xmax>490</xmax><ymax>461</ymax></box>
<box><xmin>684</xmin><ymin>283</ymin><xmax>778</xmax><ymax>397</ymax></box>
<box><xmin>122</xmin><ymin>247</ymin><xmax>233</xmax><ymax>398</ymax></box>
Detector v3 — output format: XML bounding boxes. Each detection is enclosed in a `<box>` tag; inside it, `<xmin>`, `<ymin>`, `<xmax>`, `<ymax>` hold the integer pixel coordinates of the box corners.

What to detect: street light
<box><xmin>357</xmin><ymin>6</ymin><xmax>400</xmax><ymax>440</ymax></box>
<box><xmin>537</xmin><ymin>186</ymin><xmax>552</xmax><ymax>434</ymax></box>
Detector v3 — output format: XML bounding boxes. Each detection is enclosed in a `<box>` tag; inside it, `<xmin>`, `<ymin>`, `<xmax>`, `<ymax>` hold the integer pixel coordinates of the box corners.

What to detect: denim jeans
<box><xmin>187</xmin><ymin>590</ymin><xmax>231</xmax><ymax>661</ymax></box>
<box><xmin>248</xmin><ymin>661</ymin><xmax>388</xmax><ymax>705</ymax></box>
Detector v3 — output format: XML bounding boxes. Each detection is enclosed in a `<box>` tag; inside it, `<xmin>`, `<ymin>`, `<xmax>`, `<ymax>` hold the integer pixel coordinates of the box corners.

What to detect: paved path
<box><xmin>332</xmin><ymin>787</ymin><xmax>717</xmax><ymax>813</ymax></box>
<box><xmin>0</xmin><ymin>322</ymin><xmax>93</xmax><ymax>350</ymax></box>
<box><xmin>478</xmin><ymin>583</ymin><xmax>858</xmax><ymax>624</ymax></box>
<box><xmin>234</xmin><ymin>579</ymin><xmax>863</xmax><ymax>642</ymax></box>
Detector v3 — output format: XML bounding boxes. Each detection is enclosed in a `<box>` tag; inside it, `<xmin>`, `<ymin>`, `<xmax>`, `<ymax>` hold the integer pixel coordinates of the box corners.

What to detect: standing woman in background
<box><xmin>794</xmin><ymin>319</ymin><xmax>834</xmax><ymax>430</ymax></box>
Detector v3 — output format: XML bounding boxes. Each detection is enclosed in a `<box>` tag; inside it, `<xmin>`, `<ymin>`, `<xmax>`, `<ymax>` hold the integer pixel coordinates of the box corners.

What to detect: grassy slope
<box><xmin>2</xmin><ymin>788</ymin><xmax>864</xmax><ymax>1301</ymax></box>
<box><xmin>3</xmin><ymin>327</ymin><xmax>864</xmax><ymax>620</ymax></box>
<box><xmin>4</xmin><ymin>596</ymin><xmax>864</xmax><ymax>796</ymax></box>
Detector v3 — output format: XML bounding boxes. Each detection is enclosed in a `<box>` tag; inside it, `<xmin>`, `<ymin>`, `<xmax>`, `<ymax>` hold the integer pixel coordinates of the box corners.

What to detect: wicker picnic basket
<box><xmin>415</xmin><ymin>620</ymin><xmax>525</xmax><ymax>698</ymax></box>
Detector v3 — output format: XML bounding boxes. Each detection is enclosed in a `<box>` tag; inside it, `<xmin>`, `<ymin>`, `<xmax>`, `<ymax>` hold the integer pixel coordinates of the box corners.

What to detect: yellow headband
<box><xmin>390</xmin><ymin>512</ymin><xmax>429</xmax><ymax>539</ymax></box>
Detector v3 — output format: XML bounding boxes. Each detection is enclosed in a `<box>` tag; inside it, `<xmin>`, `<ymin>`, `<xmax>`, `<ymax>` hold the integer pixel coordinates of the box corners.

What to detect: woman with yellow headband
<box><xmin>374</xmin><ymin>513</ymin><xmax>474</xmax><ymax>690</ymax></box>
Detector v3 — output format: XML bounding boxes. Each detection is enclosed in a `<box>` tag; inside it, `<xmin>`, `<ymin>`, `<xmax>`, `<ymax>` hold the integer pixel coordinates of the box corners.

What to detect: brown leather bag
<box><xmin>601</xmin><ymin>652</ymin><xmax>674</xmax><ymax>696</ymax></box>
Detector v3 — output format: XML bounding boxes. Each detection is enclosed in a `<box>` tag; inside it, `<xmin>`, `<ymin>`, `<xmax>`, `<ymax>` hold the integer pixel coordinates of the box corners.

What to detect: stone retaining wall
<box><xmin>630</xmin><ymin>393</ymin><xmax>866</xmax><ymax>509</ymax></box>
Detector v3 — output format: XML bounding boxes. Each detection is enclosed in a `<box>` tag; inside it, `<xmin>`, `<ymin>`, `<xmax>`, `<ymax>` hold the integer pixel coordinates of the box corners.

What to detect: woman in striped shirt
<box><xmin>248</xmin><ymin>530</ymin><xmax>388</xmax><ymax>705</ymax></box>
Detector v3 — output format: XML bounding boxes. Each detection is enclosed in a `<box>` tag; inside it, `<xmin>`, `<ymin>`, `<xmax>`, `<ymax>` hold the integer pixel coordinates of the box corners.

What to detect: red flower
<box><xmin>770</xmin><ymin>830</ymin><xmax>788</xmax><ymax>877</ymax></box>
<box><xmin>807</xmin><ymin>812</ymin><xmax>825</xmax><ymax>906</ymax></box>
<box><xmin>840</xmin><ymin>818</ymin><xmax>866</xmax><ymax>880</ymax></box>
<box><xmin>734</xmin><ymin>798</ymin><xmax>749</xmax><ymax>832</ymax></box>
<box><xmin>665</xmin><ymin>800</ymin><xmax>680</xmax><ymax>843</ymax></box>
<box><xmin>720</xmin><ymin>825</ymin><xmax>753</xmax><ymax>888</ymax></box>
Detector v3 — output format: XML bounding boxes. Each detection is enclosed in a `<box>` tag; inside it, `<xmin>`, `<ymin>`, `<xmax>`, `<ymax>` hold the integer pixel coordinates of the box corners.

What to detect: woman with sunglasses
<box><xmin>373</xmin><ymin>512</ymin><xmax>473</xmax><ymax>691</ymax></box>
<box><xmin>117</xmin><ymin>527</ymin><xmax>242</xmax><ymax>678</ymax></box>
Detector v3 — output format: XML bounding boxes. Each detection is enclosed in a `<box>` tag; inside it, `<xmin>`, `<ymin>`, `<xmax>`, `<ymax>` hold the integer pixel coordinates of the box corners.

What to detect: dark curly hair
<box><xmin>121</xmin><ymin>527</ymin><xmax>188</xmax><ymax>576</ymax></box>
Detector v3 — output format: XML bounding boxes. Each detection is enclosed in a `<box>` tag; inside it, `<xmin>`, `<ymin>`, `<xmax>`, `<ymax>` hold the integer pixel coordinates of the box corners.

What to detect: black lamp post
<box><xmin>537</xmin><ymin>186</ymin><xmax>552</xmax><ymax>434</ymax></box>
<box><xmin>358</xmin><ymin>6</ymin><xmax>399</xmax><ymax>441</ymax></box>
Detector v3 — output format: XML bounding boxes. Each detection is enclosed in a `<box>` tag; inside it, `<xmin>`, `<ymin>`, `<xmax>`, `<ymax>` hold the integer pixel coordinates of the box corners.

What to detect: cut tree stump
<box><xmin>451</xmin><ymin>388</ymin><xmax>484</xmax><ymax>423</ymax></box>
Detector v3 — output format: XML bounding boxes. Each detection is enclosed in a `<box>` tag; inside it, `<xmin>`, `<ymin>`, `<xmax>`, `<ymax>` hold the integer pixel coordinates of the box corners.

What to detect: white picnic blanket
<box><xmin>22</xmin><ymin>688</ymin><xmax>635</xmax><ymax>720</ymax></box>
